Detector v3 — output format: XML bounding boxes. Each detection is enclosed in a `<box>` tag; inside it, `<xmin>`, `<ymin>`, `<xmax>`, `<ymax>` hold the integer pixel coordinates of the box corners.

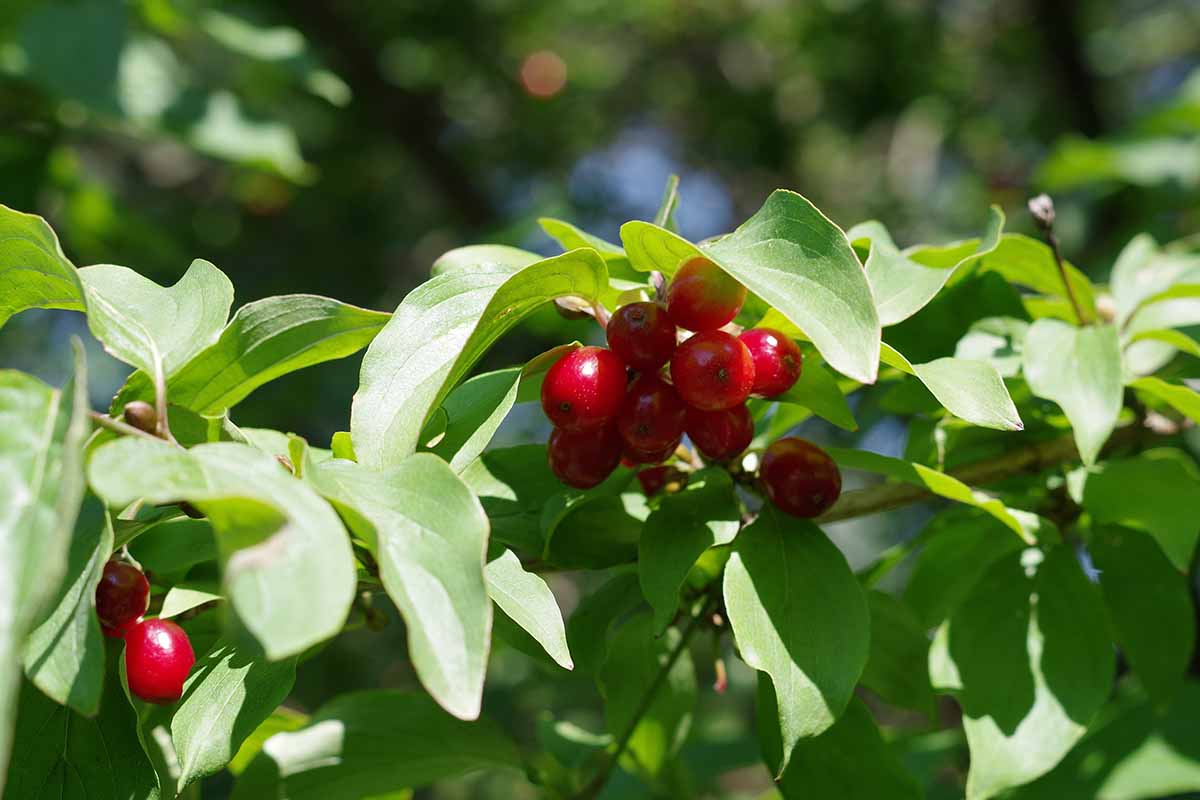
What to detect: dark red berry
<box><xmin>606</xmin><ymin>302</ymin><xmax>677</xmax><ymax>371</ymax></box>
<box><xmin>96</xmin><ymin>560</ymin><xmax>150</xmax><ymax>639</ymax></box>
<box><xmin>760</xmin><ymin>437</ymin><xmax>842</xmax><ymax>518</ymax></box>
<box><xmin>540</xmin><ymin>346</ymin><xmax>627</xmax><ymax>431</ymax></box>
<box><xmin>622</xmin><ymin>438</ymin><xmax>681</xmax><ymax>465</ymax></box>
<box><xmin>739</xmin><ymin>328</ymin><xmax>803</xmax><ymax>397</ymax></box>
<box><xmin>124</xmin><ymin>618</ymin><xmax>196</xmax><ymax>704</ymax></box>
<box><xmin>616</xmin><ymin>374</ymin><xmax>687</xmax><ymax>453</ymax></box>
<box><xmin>548</xmin><ymin>425</ymin><xmax>623</xmax><ymax>489</ymax></box>
<box><xmin>666</xmin><ymin>256</ymin><xmax>747</xmax><ymax>331</ymax></box>
<box><xmin>686</xmin><ymin>403</ymin><xmax>754</xmax><ymax>461</ymax></box>
<box><xmin>637</xmin><ymin>465</ymin><xmax>686</xmax><ymax>496</ymax></box>
<box><xmin>670</xmin><ymin>331</ymin><xmax>755</xmax><ymax>411</ymax></box>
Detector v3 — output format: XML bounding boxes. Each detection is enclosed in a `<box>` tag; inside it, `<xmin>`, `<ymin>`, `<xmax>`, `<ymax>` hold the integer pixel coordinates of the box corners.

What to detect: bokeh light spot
<box><xmin>520</xmin><ymin>50</ymin><xmax>567</xmax><ymax>99</ymax></box>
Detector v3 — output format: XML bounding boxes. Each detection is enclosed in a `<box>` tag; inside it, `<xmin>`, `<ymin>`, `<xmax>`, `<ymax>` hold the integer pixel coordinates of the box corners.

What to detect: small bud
<box><xmin>1027</xmin><ymin>194</ymin><xmax>1056</xmax><ymax>230</ymax></box>
<box><xmin>123</xmin><ymin>401</ymin><xmax>158</xmax><ymax>435</ymax></box>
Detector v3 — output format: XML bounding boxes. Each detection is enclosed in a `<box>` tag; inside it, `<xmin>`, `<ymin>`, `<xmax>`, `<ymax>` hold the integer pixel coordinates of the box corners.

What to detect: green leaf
<box><xmin>128</xmin><ymin>517</ymin><xmax>216</xmax><ymax>578</ymax></box>
<box><xmin>1129</xmin><ymin>376</ymin><xmax>1200</xmax><ymax>423</ymax></box>
<box><xmin>773</xmin><ymin>347</ymin><xmax>859</xmax><ymax>431</ymax></box>
<box><xmin>932</xmin><ymin>546</ymin><xmax>1114</xmax><ymax>799</ymax></box>
<box><xmin>565</xmin><ymin>572</ymin><xmax>644</xmax><ymax>676</ymax></box>
<box><xmin>0</xmin><ymin>204</ymin><xmax>85</xmax><ymax>329</ymax></box>
<box><xmin>849</xmin><ymin>206</ymin><xmax>1004</xmax><ymax>326</ymax></box>
<box><xmin>1091</xmin><ymin>526</ymin><xmax>1195</xmax><ymax>710</ymax></box>
<box><xmin>599</xmin><ymin>612</ymin><xmax>696</xmax><ymax>778</ymax></box>
<box><xmin>431</xmin><ymin>243</ymin><xmax>540</xmax><ymax>277</ymax></box>
<box><xmin>623</xmin><ymin>190</ymin><xmax>882</xmax><ymax>383</ymax></box>
<box><xmin>1022</xmin><ymin>320</ymin><xmax>1122</xmax><ymax>465</ymax></box>
<box><xmin>228</xmin><ymin>707</ymin><xmax>308</xmax><ymax>776</ymax></box>
<box><xmin>974</xmin><ymin>233</ymin><xmax>1098</xmax><ymax>321</ymax></box>
<box><xmin>172</xmin><ymin>639</ymin><xmax>297</xmax><ymax>792</ymax></box>
<box><xmin>79</xmin><ymin>260</ymin><xmax>233</xmax><ymax>381</ymax></box>
<box><xmin>113</xmin><ymin>294</ymin><xmax>390</xmax><ymax>415</ymax></box>
<box><xmin>1127</xmin><ymin>327</ymin><xmax>1200</xmax><ymax>359</ymax></box>
<box><xmin>22</xmin><ymin>506</ymin><xmax>112</xmax><ymax>716</ymax></box>
<box><xmin>429</xmin><ymin>367</ymin><xmax>521</xmax><ymax>472</ymax></box>
<box><xmin>1076</xmin><ymin>449</ymin><xmax>1200</xmax><ymax>571</ymax></box>
<box><xmin>827</xmin><ymin>447</ymin><xmax>1035</xmax><ymax>542</ymax></box>
<box><xmin>881</xmin><ymin>343</ymin><xmax>1023</xmax><ymax>430</ymax></box>
<box><xmin>461</xmin><ymin>445</ymin><xmax>558</xmax><ymax>555</ymax></box>
<box><xmin>723</xmin><ymin>507</ymin><xmax>869</xmax><ymax>773</ymax></box>
<box><xmin>485</xmin><ymin>549</ymin><xmax>572</xmax><ymax>670</ymax></box>
<box><xmin>543</xmin><ymin>488</ymin><xmax>648</xmax><ymax>570</ymax></box>
<box><xmin>306</xmin><ymin>454</ymin><xmax>491</xmax><ymax>720</ymax></box>
<box><xmin>232</xmin><ymin>691</ymin><xmax>521</xmax><ymax>799</ymax></box>
<box><xmin>1110</xmin><ymin>232</ymin><xmax>1200</xmax><ymax>327</ymax></box>
<box><xmin>954</xmin><ymin>316</ymin><xmax>1030</xmax><ymax>378</ymax></box>
<box><xmin>160</xmin><ymin>582</ymin><xmax>222</xmax><ymax>619</ymax></box>
<box><xmin>654</xmin><ymin>174</ymin><xmax>680</xmax><ymax>231</ymax></box>
<box><xmin>352</xmin><ymin>249</ymin><xmax>608</xmax><ymax>468</ymax></box>
<box><xmin>0</xmin><ymin>348</ymin><xmax>90</xmax><ymax>793</ymax></box>
<box><xmin>87</xmin><ymin>439</ymin><xmax>357</xmax><ymax>660</ymax></box>
<box><xmin>1010</xmin><ymin>681</ymin><xmax>1200</xmax><ymax>800</ymax></box>
<box><xmin>638</xmin><ymin>469</ymin><xmax>740</xmax><ymax>632</ymax></box>
<box><xmin>903</xmin><ymin>509</ymin><xmax>1025</xmax><ymax>629</ymax></box>
<box><xmin>861</xmin><ymin>591</ymin><xmax>936</xmax><ymax>718</ymax></box>
<box><xmin>4</xmin><ymin>649</ymin><xmax>159</xmax><ymax>799</ymax></box>
<box><xmin>539</xmin><ymin>218</ymin><xmax>626</xmax><ymax>259</ymax></box>
<box><xmin>760</xmin><ymin>684</ymin><xmax>921</xmax><ymax>800</ymax></box>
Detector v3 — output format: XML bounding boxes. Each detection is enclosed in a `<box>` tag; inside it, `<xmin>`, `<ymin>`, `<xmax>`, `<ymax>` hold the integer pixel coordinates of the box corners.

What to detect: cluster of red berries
<box><xmin>541</xmin><ymin>256</ymin><xmax>841</xmax><ymax>518</ymax></box>
<box><xmin>96</xmin><ymin>559</ymin><xmax>195</xmax><ymax>704</ymax></box>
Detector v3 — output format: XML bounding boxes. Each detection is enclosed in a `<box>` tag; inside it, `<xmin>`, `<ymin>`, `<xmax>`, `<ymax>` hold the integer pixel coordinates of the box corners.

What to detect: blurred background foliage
<box><xmin>1</xmin><ymin>0</ymin><xmax>1198</xmax><ymax>798</ymax></box>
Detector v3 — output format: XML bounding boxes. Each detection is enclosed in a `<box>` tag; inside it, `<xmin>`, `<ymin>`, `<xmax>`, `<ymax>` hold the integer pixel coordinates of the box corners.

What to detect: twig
<box><xmin>1028</xmin><ymin>194</ymin><xmax>1089</xmax><ymax>326</ymax></box>
<box><xmin>151</xmin><ymin>366</ymin><xmax>178</xmax><ymax>444</ymax></box>
<box><xmin>89</xmin><ymin>411</ymin><xmax>167</xmax><ymax>443</ymax></box>
<box><xmin>574</xmin><ymin>596</ymin><xmax>715</xmax><ymax>799</ymax></box>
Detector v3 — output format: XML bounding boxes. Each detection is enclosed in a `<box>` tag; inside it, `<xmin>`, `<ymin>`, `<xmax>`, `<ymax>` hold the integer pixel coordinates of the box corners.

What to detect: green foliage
<box><xmin>3</xmin><ymin>180</ymin><xmax>1200</xmax><ymax>800</ymax></box>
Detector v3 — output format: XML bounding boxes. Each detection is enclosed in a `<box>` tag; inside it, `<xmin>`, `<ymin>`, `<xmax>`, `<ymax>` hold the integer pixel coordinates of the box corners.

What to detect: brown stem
<box><xmin>89</xmin><ymin>411</ymin><xmax>168</xmax><ymax>444</ymax></box>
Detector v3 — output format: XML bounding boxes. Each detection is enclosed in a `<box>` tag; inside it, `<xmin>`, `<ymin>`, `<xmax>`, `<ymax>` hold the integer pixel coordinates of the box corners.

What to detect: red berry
<box><xmin>760</xmin><ymin>437</ymin><xmax>842</xmax><ymax>518</ymax></box>
<box><xmin>548</xmin><ymin>425</ymin><xmax>622</xmax><ymax>489</ymax></box>
<box><xmin>540</xmin><ymin>346</ymin><xmax>627</xmax><ymax>431</ymax></box>
<box><xmin>124</xmin><ymin>618</ymin><xmax>196</xmax><ymax>704</ymax></box>
<box><xmin>670</xmin><ymin>331</ymin><xmax>755</xmax><ymax>411</ymax></box>
<box><xmin>739</xmin><ymin>328</ymin><xmax>803</xmax><ymax>397</ymax></box>
<box><xmin>616</xmin><ymin>374</ymin><xmax>687</xmax><ymax>453</ymax></box>
<box><xmin>606</xmin><ymin>302</ymin><xmax>677</xmax><ymax>371</ymax></box>
<box><xmin>622</xmin><ymin>438</ymin><xmax>681</xmax><ymax>465</ymax></box>
<box><xmin>96</xmin><ymin>560</ymin><xmax>150</xmax><ymax>639</ymax></box>
<box><xmin>666</xmin><ymin>256</ymin><xmax>747</xmax><ymax>331</ymax></box>
<box><xmin>686</xmin><ymin>403</ymin><xmax>754</xmax><ymax>461</ymax></box>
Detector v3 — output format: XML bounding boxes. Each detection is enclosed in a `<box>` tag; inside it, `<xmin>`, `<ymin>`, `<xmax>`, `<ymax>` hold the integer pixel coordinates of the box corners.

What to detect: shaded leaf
<box><xmin>566</xmin><ymin>572</ymin><xmax>644</xmax><ymax>675</ymax></box>
<box><xmin>1128</xmin><ymin>376</ymin><xmax>1200</xmax><ymax>424</ymax></box>
<box><xmin>638</xmin><ymin>469</ymin><xmax>740</xmax><ymax>632</ymax></box>
<box><xmin>232</xmin><ymin>691</ymin><xmax>521</xmax><ymax>799</ymax></box>
<box><xmin>1091</xmin><ymin>526</ymin><xmax>1195</xmax><ymax>709</ymax></box>
<box><xmin>773</xmin><ymin>346</ymin><xmax>858</xmax><ymax>431</ymax></box>
<box><xmin>461</xmin><ymin>445</ymin><xmax>558</xmax><ymax>555</ymax></box>
<box><xmin>861</xmin><ymin>591</ymin><xmax>936</xmax><ymax>718</ymax></box>
<box><xmin>723</xmin><ymin>507</ymin><xmax>869</xmax><ymax>773</ymax></box>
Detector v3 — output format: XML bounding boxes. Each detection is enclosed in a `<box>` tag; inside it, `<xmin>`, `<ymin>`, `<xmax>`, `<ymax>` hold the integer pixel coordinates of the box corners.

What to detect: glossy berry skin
<box><xmin>95</xmin><ymin>560</ymin><xmax>150</xmax><ymax>639</ymax></box>
<box><xmin>760</xmin><ymin>437</ymin><xmax>842</xmax><ymax>518</ymax></box>
<box><xmin>606</xmin><ymin>302</ymin><xmax>677</xmax><ymax>371</ymax></box>
<box><xmin>540</xmin><ymin>346</ymin><xmax>627</xmax><ymax>431</ymax></box>
<box><xmin>548</xmin><ymin>425</ymin><xmax>622</xmax><ymax>489</ymax></box>
<box><xmin>685</xmin><ymin>403</ymin><xmax>754</xmax><ymax>461</ymax></box>
<box><xmin>616</xmin><ymin>374</ymin><xmax>687</xmax><ymax>453</ymax></box>
<box><xmin>670</xmin><ymin>331</ymin><xmax>756</xmax><ymax>411</ymax></box>
<box><xmin>739</xmin><ymin>328</ymin><xmax>803</xmax><ymax>397</ymax></box>
<box><xmin>666</xmin><ymin>256</ymin><xmax>747</xmax><ymax>331</ymax></box>
<box><xmin>124</xmin><ymin>619</ymin><xmax>196</xmax><ymax>704</ymax></box>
